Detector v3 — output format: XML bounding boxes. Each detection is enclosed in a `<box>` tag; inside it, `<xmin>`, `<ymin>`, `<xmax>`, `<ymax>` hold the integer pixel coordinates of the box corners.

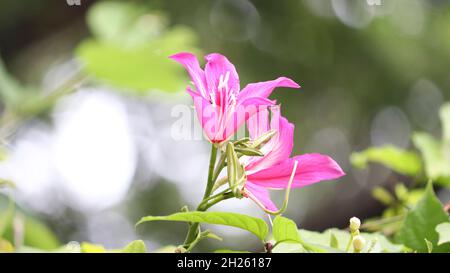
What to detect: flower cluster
<box><xmin>171</xmin><ymin>52</ymin><xmax>345</xmax><ymax>213</ymax></box>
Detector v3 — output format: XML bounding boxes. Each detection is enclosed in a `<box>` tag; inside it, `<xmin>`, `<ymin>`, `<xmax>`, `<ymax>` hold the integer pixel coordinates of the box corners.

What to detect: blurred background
<box><xmin>0</xmin><ymin>0</ymin><xmax>449</xmax><ymax>252</ymax></box>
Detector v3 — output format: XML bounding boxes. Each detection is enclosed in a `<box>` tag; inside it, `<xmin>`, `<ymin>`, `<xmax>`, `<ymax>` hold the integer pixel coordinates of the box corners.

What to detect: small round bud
<box><xmin>352</xmin><ymin>235</ymin><xmax>366</xmax><ymax>253</ymax></box>
<box><xmin>349</xmin><ymin>217</ymin><xmax>361</xmax><ymax>232</ymax></box>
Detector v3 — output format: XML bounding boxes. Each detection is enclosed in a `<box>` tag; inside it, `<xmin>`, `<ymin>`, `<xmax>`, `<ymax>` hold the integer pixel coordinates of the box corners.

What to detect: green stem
<box><xmin>211</xmin><ymin>152</ymin><xmax>227</xmax><ymax>183</ymax></box>
<box><xmin>183</xmin><ymin>144</ymin><xmax>218</xmax><ymax>249</ymax></box>
<box><xmin>345</xmin><ymin>234</ymin><xmax>354</xmax><ymax>252</ymax></box>
<box><xmin>201</xmin><ymin>192</ymin><xmax>234</xmax><ymax>211</ymax></box>
<box><xmin>203</xmin><ymin>144</ymin><xmax>218</xmax><ymax>200</ymax></box>
<box><xmin>198</xmin><ymin>188</ymin><xmax>231</xmax><ymax>208</ymax></box>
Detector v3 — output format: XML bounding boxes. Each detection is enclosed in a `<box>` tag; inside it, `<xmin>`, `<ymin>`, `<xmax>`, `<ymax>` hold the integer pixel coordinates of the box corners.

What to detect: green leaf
<box><xmin>76</xmin><ymin>2</ymin><xmax>199</xmax><ymax>94</ymax></box>
<box><xmin>395</xmin><ymin>183</ymin><xmax>409</xmax><ymax>202</ymax></box>
<box><xmin>87</xmin><ymin>1</ymin><xmax>165</xmax><ymax>46</ymax></box>
<box><xmin>372</xmin><ymin>186</ymin><xmax>395</xmax><ymax>205</ymax></box>
<box><xmin>330</xmin><ymin>233</ymin><xmax>339</xmax><ymax>249</ymax></box>
<box><xmin>0</xmin><ymin>238</ymin><xmax>14</xmax><ymax>253</ymax></box>
<box><xmin>272</xmin><ymin>216</ymin><xmax>300</xmax><ymax>243</ymax></box>
<box><xmin>153</xmin><ymin>245</ymin><xmax>177</xmax><ymax>253</ymax></box>
<box><xmin>121</xmin><ymin>240</ymin><xmax>147</xmax><ymax>253</ymax></box>
<box><xmin>396</xmin><ymin>182</ymin><xmax>450</xmax><ymax>252</ymax></box>
<box><xmin>0</xmin><ymin>208</ymin><xmax>60</xmax><ymax>250</ymax></box>
<box><xmin>202</xmin><ymin>231</ymin><xmax>223</xmax><ymax>242</ymax></box>
<box><xmin>81</xmin><ymin>242</ymin><xmax>106</xmax><ymax>253</ymax></box>
<box><xmin>137</xmin><ymin>211</ymin><xmax>269</xmax><ymax>242</ymax></box>
<box><xmin>350</xmin><ymin>145</ymin><xmax>422</xmax><ymax>176</ymax></box>
<box><xmin>76</xmin><ymin>32</ymin><xmax>194</xmax><ymax>94</ymax></box>
<box><xmin>436</xmin><ymin>222</ymin><xmax>450</xmax><ymax>246</ymax></box>
<box><xmin>413</xmin><ymin>133</ymin><xmax>450</xmax><ymax>183</ymax></box>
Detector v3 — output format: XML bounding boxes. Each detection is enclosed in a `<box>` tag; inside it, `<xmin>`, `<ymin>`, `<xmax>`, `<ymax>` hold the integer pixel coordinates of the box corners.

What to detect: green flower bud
<box><xmin>352</xmin><ymin>235</ymin><xmax>366</xmax><ymax>253</ymax></box>
<box><xmin>349</xmin><ymin>217</ymin><xmax>361</xmax><ymax>232</ymax></box>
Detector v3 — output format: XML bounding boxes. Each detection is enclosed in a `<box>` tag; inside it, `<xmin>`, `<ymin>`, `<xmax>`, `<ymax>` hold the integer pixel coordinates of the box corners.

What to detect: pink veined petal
<box><xmin>218</xmin><ymin>96</ymin><xmax>274</xmax><ymax>142</ymax></box>
<box><xmin>246</xmin><ymin>108</ymin><xmax>294</xmax><ymax>172</ymax></box>
<box><xmin>187</xmin><ymin>87</ymin><xmax>218</xmax><ymax>141</ymax></box>
<box><xmin>244</xmin><ymin>182</ymin><xmax>278</xmax><ymax>213</ymax></box>
<box><xmin>238</xmin><ymin>77</ymin><xmax>300</xmax><ymax>101</ymax></box>
<box><xmin>204</xmin><ymin>53</ymin><xmax>240</xmax><ymax>94</ymax></box>
<box><xmin>247</xmin><ymin>153</ymin><xmax>345</xmax><ymax>189</ymax></box>
<box><xmin>170</xmin><ymin>52</ymin><xmax>208</xmax><ymax>99</ymax></box>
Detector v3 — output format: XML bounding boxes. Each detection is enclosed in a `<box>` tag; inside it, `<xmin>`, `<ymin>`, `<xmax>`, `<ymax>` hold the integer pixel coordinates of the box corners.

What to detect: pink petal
<box><xmin>187</xmin><ymin>87</ymin><xmax>218</xmax><ymax>141</ymax></box>
<box><xmin>244</xmin><ymin>182</ymin><xmax>278</xmax><ymax>212</ymax></box>
<box><xmin>204</xmin><ymin>53</ymin><xmax>240</xmax><ymax>94</ymax></box>
<box><xmin>238</xmin><ymin>77</ymin><xmax>300</xmax><ymax>101</ymax></box>
<box><xmin>169</xmin><ymin>52</ymin><xmax>208</xmax><ymax>98</ymax></box>
<box><xmin>247</xmin><ymin>107</ymin><xmax>270</xmax><ymax>140</ymax></box>
<box><xmin>247</xmin><ymin>154</ymin><xmax>345</xmax><ymax>189</ymax></box>
<box><xmin>216</xmin><ymin>96</ymin><xmax>273</xmax><ymax>142</ymax></box>
<box><xmin>246</xmin><ymin>107</ymin><xmax>294</xmax><ymax>172</ymax></box>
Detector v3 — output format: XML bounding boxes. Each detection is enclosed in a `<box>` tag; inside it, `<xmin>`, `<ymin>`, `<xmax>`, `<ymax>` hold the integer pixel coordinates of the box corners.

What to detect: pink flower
<box><xmin>170</xmin><ymin>52</ymin><xmax>300</xmax><ymax>143</ymax></box>
<box><xmin>242</xmin><ymin>107</ymin><xmax>345</xmax><ymax>213</ymax></box>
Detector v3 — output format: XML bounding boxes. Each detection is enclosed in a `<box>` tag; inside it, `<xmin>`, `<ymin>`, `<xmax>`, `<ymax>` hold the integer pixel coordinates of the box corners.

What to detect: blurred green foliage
<box><xmin>351</xmin><ymin>145</ymin><xmax>422</xmax><ymax>176</ymax></box>
<box><xmin>351</xmin><ymin>103</ymin><xmax>450</xmax><ymax>186</ymax></box>
<box><xmin>76</xmin><ymin>1</ymin><xmax>199</xmax><ymax>94</ymax></box>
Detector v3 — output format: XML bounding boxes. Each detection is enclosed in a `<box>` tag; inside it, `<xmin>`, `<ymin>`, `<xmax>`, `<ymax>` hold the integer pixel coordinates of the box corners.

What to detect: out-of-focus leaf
<box><xmin>77</xmin><ymin>1</ymin><xmax>199</xmax><ymax>94</ymax></box>
<box><xmin>81</xmin><ymin>242</ymin><xmax>106</xmax><ymax>253</ymax></box>
<box><xmin>21</xmin><ymin>216</ymin><xmax>60</xmax><ymax>250</ymax></box>
<box><xmin>330</xmin><ymin>232</ymin><xmax>339</xmax><ymax>249</ymax></box>
<box><xmin>272</xmin><ymin>242</ymin><xmax>307</xmax><ymax>253</ymax></box>
<box><xmin>396</xmin><ymin>182</ymin><xmax>450</xmax><ymax>252</ymax></box>
<box><xmin>350</xmin><ymin>145</ymin><xmax>422</xmax><ymax>176</ymax></box>
<box><xmin>0</xmin><ymin>210</ymin><xmax>60</xmax><ymax>250</ymax></box>
<box><xmin>137</xmin><ymin>211</ymin><xmax>269</xmax><ymax>242</ymax></box>
<box><xmin>395</xmin><ymin>183</ymin><xmax>409</xmax><ymax>202</ymax></box>
<box><xmin>413</xmin><ymin>133</ymin><xmax>450</xmax><ymax>185</ymax></box>
<box><xmin>0</xmin><ymin>195</ymin><xmax>14</xmax><ymax>237</ymax></box>
<box><xmin>16</xmin><ymin>242</ymin><xmax>81</xmax><ymax>253</ymax></box>
<box><xmin>272</xmin><ymin>216</ymin><xmax>300</xmax><ymax>244</ymax></box>
<box><xmin>436</xmin><ymin>223</ymin><xmax>450</xmax><ymax>246</ymax></box>
<box><xmin>372</xmin><ymin>186</ymin><xmax>395</xmax><ymax>206</ymax></box>
<box><xmin>121</xmin><ymin>240</ymin><xmax>147</xmax><ymax>253</ymax></box>
<box><xmin>87</xmin><ymin>1</ymin><xmax>168</xmax><ymax>47</ymax></box>
<box><xmin>76</xmin><ymin>26</ymin><xmax>197</xmax><ymax>94</ymax></box>
<box><xmin>0</xmin><ymin>238</ymin><xmax>14</xmax><ymax>253</ymax></box>
<box><xmin>154</xmin><ymin>245</ymin><xmax>177</xmax><ymax>253</ymax></box>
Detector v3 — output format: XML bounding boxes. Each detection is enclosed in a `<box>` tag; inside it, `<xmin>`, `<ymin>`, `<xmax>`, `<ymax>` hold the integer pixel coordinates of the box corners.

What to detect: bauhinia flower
<box><xmin>241</xmin><ymin>106</ymin><xmax>345</xmax><ymax>213</ymax></box>
<box><xmin>170</xmin><ymin>52</ymin><xmax>300</xmax><ymax>143</ymax></box>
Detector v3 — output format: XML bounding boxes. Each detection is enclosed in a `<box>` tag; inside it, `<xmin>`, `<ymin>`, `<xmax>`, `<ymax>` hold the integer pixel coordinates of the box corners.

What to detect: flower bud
<box><xmin>226</xmin><ymin>142</ymin><xmax>246</xmax><ymax>198</ymax></box>
<box><xmin>250</xmin><ymin>130</ymin><xmax>277</xmax><ymax>149</ymax></box>
<box><xmin>349</xmin><ymin>217</ymin><xmax>361</xmax><ymax>232</ymax></box>
<box><xmin>352</xmin><ymin>235</ymin><xmax>366</xmax><ymax>253</ymax></box>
